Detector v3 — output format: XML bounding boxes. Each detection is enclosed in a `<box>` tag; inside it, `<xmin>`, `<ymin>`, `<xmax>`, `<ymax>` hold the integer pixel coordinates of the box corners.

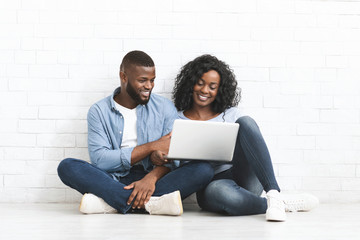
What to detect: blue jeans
<box><xmin>197</xmin><ymin>116</ymin><xmax>280</xmax><ymax>216</ymax></box>
<box><xmin>58</xmin><ymin>159</ymin><xmax>214</xmax><ymax>214</ymax></box>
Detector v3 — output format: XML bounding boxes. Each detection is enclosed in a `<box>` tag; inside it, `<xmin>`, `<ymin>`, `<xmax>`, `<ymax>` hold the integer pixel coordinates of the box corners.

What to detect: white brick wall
<box><xmin>0</xmin><ymin>0</ymin><xmax>360</xmax><ymax>203</ymax></box>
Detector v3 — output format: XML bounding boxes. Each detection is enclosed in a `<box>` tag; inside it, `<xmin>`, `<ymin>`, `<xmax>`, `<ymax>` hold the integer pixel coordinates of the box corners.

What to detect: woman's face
<box><xmin>192</xmin><ymin>70</ymin><xmax>220</xmax><ymax>109</ymax></box>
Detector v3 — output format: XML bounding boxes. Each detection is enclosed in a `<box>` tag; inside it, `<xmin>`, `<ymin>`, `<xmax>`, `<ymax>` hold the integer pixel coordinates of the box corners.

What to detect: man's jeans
<box><xmin>197</xmin><ymin>116</ymin><xmax>280</xmax><ymax>216</ymax></box>
<box><xmin>58</xmin><ymin>159</ymin><xmax>213</xmax><ymax>214</ymax></box>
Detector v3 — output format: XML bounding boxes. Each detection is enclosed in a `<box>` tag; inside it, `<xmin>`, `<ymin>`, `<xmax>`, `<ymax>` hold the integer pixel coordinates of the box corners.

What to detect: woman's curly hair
<box><xmin>172</xmin><ymin>54</ymin><xmax>241</xmax><ymax>113</ymax></box>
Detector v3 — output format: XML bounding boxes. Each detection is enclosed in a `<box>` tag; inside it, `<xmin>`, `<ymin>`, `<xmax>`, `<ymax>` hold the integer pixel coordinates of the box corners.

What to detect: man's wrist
<box><xmin>143</xmin><ymin>173</ymin><xmax>158</xmax><ymax>184</ymax></box>
<box><xmin>145</xmin><ymin>166</ymin><xmax>170</xmax><ymax>183</ymax></box>
<box><xmin>143</xmin><ymin>141</ymin><xmax>156</xmax><ymax>154</ymax></box>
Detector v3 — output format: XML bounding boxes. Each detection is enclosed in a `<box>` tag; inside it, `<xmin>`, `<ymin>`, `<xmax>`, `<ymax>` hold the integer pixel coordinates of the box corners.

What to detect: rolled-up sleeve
<box><xmin>87</xmin><ymin>106</ymin><xmax>132</xmax><ymax>173</ymax></box>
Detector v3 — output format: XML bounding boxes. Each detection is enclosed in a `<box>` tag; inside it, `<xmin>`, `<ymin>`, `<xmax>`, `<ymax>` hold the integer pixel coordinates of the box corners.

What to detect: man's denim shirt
<box><xmin>87</xmin><ymin>87</ymin><xmax>178</xmax><ymax>178</ymax></box>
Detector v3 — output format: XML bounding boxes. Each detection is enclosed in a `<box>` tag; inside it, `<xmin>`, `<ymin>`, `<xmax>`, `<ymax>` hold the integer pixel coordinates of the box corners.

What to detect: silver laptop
<box><xmin>166</xmin><ymin>119</ymin><xmax>239</xmax><ymax>162</ymax></box>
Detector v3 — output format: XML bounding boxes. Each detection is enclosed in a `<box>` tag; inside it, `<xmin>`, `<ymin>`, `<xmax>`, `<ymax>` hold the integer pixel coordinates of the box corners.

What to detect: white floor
<box><xmin>0</xmin><ymin>203</ymin><xmax>359</xmax><ymax>240</ymax></box>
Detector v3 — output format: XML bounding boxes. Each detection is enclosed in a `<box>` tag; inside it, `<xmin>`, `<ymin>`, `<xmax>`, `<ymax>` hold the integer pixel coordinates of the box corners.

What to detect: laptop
<box><xmin>165</xmin><ymin>119</ymin><xmax>239</xmax><ymax>162</ymax></box>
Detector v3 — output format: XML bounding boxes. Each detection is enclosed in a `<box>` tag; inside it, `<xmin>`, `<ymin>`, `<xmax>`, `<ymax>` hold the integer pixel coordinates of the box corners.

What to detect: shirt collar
<box><xmin>110</xmin><ymin>87</ymin><xmax>121</xmax><ymax>111</ymax></box>
<box><xmin>110</xmin><ymin>87</ymin><xmax>146</xmax><ymax>112</ymax></box>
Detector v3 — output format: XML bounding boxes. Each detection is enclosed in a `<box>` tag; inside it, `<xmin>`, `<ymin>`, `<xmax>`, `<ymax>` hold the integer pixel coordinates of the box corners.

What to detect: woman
<box><xmin>172</xmin><ymin>54</ymin><xmax>318</xmax><ymax>221</ymax></box>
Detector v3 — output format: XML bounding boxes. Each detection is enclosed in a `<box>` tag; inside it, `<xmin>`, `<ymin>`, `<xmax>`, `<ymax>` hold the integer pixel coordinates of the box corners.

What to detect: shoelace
<box><xmin>268</xmin><ymin>196</ymin><xmax>285</xmax><ymax>210</ymax></box>
<box><xmin>284</xmin><ymin>199</ymin><xmax>306</xmax><ymax>212</ymax></box>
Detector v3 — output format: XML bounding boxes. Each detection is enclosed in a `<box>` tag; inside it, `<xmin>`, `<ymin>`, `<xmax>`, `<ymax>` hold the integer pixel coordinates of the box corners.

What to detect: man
<box><xmin>57</xmin><ymin>50</ymin><xmax>214</xmax><ymax>215</ymax></box>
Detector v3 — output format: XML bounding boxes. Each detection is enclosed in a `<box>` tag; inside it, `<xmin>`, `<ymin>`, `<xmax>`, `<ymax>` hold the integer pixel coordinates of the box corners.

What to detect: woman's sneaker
<box><xmin>266</xmin><ymin>190</ymin><xmax>286</xmax><ymax>222</ymax></box>
<box><xmin>79</xmin><ymin>193</ymin><xmax>117</xmax><ymax>214</ymax></box>
<box><xmin>145</xmin><ymin>190</ymin><xmax>183</xmax><ymax>216</ymax></box>
<box><xmin>283</xmin><ymin>193</ymin><xmax>319</xmax><ymax>212</ymax></box>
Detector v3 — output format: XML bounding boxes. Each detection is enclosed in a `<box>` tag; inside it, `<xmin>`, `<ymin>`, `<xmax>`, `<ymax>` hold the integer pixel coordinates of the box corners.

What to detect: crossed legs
<box><xmin>197</xmin><ymin>116</ymin><xmax>279</xmax><ymax>216</ymax></box>
<box><xmin>58</xmin><ymin>158</ymin><xmax>214</xmax><ymax>214</ymax></box>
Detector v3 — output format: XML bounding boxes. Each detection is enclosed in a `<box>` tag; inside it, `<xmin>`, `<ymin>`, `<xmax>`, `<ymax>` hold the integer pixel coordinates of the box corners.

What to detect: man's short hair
<box><xmin>120</xmin><ymin>50</ymin><xmax>155</xmax><ymax>72</ymax></box>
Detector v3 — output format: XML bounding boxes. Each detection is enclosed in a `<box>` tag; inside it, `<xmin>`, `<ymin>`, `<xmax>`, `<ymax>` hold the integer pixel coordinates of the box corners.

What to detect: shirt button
<box><xmin>120</xmin><ymin>116</ymin><xmax>123</xmax><ymax>118</ymax></box>
<box><xmin>119</xmin><ymin>131</ymin><xmax>122</xmax><ymax>134</ymax></box>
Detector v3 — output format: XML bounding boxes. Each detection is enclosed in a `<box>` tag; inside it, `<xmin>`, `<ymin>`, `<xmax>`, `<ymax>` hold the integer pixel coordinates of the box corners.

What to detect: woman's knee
<box><xmin>197</xmin><ymin>179</ymin><xmax>243</xmax><ymax>213</ymax></box>
<box><xmin>235</xmin><ymin>116</ymin><xmax>263</xmax><ymax>140</ymax></box>
<box><xmin>206</xmin><ymin>179</ymin><xmax>256</xmax><ymax>214</ymax></box>
<box><xmin>196</xmin><ymin>180</ymin><xmax>222</xmax><ymax>211</ymax></box>
<box><xmin>206</xmin><ymin>179</ymin><xmax>237</xmax><ymax>196</ymax></box>
<box><xmin>236</xmin><ymin>116</ymin><xmax>258</xmax><ymax>129</ymax></box>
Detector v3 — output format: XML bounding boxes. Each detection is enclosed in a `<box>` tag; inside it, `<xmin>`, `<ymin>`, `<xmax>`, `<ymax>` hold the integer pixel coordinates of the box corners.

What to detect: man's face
<box><xmin>123</xmin><ymin>65</ymin><xmax>155</xmax><ymax>105</ymax></box>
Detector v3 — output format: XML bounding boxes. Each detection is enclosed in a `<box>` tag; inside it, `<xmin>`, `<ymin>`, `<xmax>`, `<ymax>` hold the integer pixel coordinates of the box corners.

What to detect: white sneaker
<box><xmin>266</xmin><ymin>190</ymin><xmax>286</xmax><ymax>222</ymax></box>
<box><xmin>79</xmin><ymin>193</ymin><xmax>117</xmax><ymax>214</ymax></box>
<box><xmin>145</xmin><ymin>190</ymin><xmax>183</xmax><ymax>216</ymax></box>
<box><xmin>283</xmin><ymin>193</ymin><xmax>319</xmax><ymax>212</ymax></box>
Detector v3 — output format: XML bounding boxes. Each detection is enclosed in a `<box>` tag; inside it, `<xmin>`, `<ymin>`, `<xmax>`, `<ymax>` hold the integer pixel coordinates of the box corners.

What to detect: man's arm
<box><xmin>130</xmin><ymin>133</ymin><xmax>171</xmax><ymax>165</ymax></box>
<box><xmin>88</xmin><ymin>106</ymin><xmax>170</xmax><ymax>172</ymax></box>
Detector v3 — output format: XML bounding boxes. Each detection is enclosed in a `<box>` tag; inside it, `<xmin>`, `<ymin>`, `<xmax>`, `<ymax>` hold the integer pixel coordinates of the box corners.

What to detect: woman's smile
<box><xmin>197</xmin><ymin>94</ymin><xmax>210</xmax><ymax>101</ymax></box>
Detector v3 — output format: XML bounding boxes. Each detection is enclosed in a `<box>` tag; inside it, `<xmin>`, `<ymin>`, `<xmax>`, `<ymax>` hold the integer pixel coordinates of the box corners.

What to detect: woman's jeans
<box><xmin>197</xmin><ymin>116</ymin><xmax>280</xmax><ymax>216</ymax></box>
<box><xmin>58</xmin><ymin>159</ymin><xmax>213</xmax><ymax>214</ymax></box>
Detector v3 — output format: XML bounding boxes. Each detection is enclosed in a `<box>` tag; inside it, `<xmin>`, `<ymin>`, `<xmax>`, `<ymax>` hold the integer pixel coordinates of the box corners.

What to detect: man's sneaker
<box><xmin>79</xmin><ymin>193</ymin><xmax>117</xmax><ymax>214</ymax></box>
<box><xmin>145</xmin><ymin>190</ymin><xmax>183</xmax><ymax>216</ymax></box>
<box><xmin>283</xmin><ymin>193</ymin><xmax>319</xmax><ymax>212</ymax></box>
<box><xmin>266</xmin><ymin>190</ymin><xmax>286</xmax><ymax>222</ymax></box>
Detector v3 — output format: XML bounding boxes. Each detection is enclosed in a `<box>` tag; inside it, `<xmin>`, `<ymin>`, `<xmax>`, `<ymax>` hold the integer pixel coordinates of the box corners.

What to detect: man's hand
<box><xmin>124</xmin><ymin>177</ymin><xmax>156</xmax><ymax>209</ymax></box>
<box><xmin>150</xmin><ymin>150</ymin><xmax>171</xmax><ymax>166</ymax></box>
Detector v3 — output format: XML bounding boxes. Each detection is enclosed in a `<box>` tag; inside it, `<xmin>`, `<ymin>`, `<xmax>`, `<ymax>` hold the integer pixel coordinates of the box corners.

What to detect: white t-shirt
<box><xmin>114</xmin><ymin>101</ymin><xmax>138</xmax><ymax>149</ymax></box>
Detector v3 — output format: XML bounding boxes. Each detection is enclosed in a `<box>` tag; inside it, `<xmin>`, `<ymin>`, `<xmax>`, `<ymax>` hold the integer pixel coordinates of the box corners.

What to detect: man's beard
<box><xmin>126</xmin><ymin>83</ymin><xmax>151</xmax><ymax>105</ymax></box>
